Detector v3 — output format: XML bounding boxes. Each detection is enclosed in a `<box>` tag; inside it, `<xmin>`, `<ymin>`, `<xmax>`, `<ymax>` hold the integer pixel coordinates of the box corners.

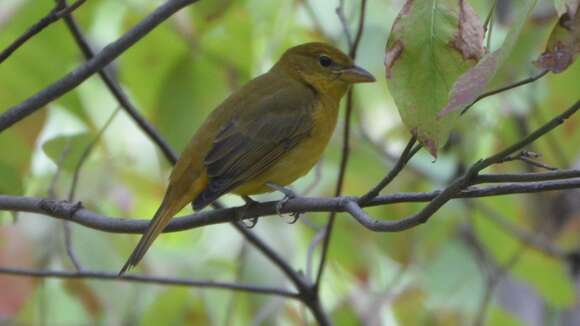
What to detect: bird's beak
<box><xmin>340</xmin><ymin>65</ymin><xmax>375</xmax><ymax>83</ymax></box>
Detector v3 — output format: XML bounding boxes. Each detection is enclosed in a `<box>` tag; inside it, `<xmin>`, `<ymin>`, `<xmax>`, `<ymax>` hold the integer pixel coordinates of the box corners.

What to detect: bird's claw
<box><xmin>267</xmin><ymin>182</ymin><xmax>301</xmax><ymax>224</ymax></box>
<box><xmin>241</xmin><ymin>217</ymin><xmax>259</xmax><ymax>228</ymax></box>
<box><xmin>239</xmin><ymin>195</ymin><xmax>259</xmax><ymax>228</ymax></box>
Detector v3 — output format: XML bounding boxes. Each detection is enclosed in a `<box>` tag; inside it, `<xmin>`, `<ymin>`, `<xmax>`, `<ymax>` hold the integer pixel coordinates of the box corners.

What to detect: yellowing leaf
<box><xmin>385</xmin><ymin>0</ymin><xmax>484</xmax><ymax>156</ymax></box>
<box><xmin>440</xmin><ymin>0</ymin><xmax>538</xmax><ymax>116</ymax></box>
<box><xmin>535</xmin><ymin>7</ymin><xmax>580</xmax><ymax>73</ymax></box>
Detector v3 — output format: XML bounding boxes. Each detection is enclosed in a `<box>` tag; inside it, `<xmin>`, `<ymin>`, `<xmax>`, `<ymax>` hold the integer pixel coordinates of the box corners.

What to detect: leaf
<box><xmin>439</xmin><ymin>0</ymin><xmax>538</xmax><ymax>116</ymax></box>
<box><xmin>535</xmin><ymin>6</ymin><xmax>580</xmax><ymax>73</ymax></box>
<box><xmin>385</xmin><ymin>0</ymin><xmax>484</xmax><ymax>156</ymax></box>
<box><xmin>154</xmin><ymin>53</ymin><xmax>229</xmax><ymax>152</ymax></box>
<box><xmin>554</xmin><ymin>0</ymin><xmax>580</xmax><ymax>17</ymax></box>
<box><xmin>42</xmin><ymin>133</ymin><xmax>94</xmax><ymax>172</ymax></box>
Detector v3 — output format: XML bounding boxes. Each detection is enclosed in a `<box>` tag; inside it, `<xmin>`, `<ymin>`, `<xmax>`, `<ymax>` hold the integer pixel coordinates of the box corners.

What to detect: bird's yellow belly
<box><xmin>232</xmin><ymin>105</ymin><xmax>336</xmax><ymax>195</ymax></box>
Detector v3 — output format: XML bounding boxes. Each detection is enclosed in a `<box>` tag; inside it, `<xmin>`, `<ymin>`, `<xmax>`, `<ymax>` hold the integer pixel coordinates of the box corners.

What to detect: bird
<box><xmin>119</xmin><ymin>42</ymin><xmax>375</xmax><ymax>275</ymax></box>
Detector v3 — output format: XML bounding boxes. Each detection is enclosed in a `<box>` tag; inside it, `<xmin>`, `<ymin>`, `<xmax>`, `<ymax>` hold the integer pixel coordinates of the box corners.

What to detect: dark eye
<box><xmin>319</xmin><ymin>55</ymin><xmax>332</xmax><ymax>67</ymax></box>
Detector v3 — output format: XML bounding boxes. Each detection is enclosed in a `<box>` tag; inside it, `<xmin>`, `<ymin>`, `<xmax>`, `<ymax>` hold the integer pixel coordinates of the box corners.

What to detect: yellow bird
<box><xmin>120</xmin><ymin>42</ymin><xmax>374</xmax><ymax>274</ymax></box>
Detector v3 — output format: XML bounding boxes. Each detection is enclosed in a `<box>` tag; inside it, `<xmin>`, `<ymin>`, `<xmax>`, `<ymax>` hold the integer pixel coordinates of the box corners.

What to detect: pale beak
<box><xmin>340</xmin><ymin>65</ymin><xmax>375</xmax><ymax>83</ymax></box>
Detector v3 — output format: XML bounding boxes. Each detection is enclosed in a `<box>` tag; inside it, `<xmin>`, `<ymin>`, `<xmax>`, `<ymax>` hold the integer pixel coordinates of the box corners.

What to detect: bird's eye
<box><xmin>319</xmin><ymin>55</ymin><xmax>332</xmax><ymax>67</ymax></box>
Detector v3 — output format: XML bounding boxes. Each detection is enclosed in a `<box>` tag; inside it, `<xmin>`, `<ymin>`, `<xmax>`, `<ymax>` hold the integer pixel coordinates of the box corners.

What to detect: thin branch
<box><xmin>461</xmin><ymin>70</ymin><xmax>549</xmax><ymax>115</ymax></box>
<box><xmin>0</xmin><ymin>0</ymin><xmax>197</xmax><ymax>133</ymax></box>
<box><xmin>68</xmin><ymin>107</ymin><xmax>120</xmax><ymax>202</ymax></box>
<box><xmin>306</xmin><ymin>228</ymin><xmax>326</xmax><ymax>281</ymax></box>
<box><xmin>223</xmin><ymin>243</ymin><xmax>248</xmax><ymax>326</ymax></box>
<box><xmin>358</xmin><ymin>136</ymin><xmax>420</xmax><ymax>204</ymax></box>
<box><xmin>315</xmin><ymin>0</ymin><xmax>368</xmax><ymax>291</ymax></box>
<box><xmin>63</xmin><ymin>107</ymin><xmax>119</xmax><ymax>271</ymax></box>
<box><xmin>475</xmin><ymin>170</ymin><xmax>580</xmax><ymax>183</ymax></box>
<box><xmin>0</xmin><ymin>267</ymin><xmax>299</xmax><ymax>298</ymax></box>
<box><xmin>231</xmin><ymin>222</ymin><xmax>311</xmax><ymax>294</ymax></box>
<box><xmin>0</xmin><ymin>0</ymin><xmax>87</xmax><ymax>64</ymax></box>
<box><xmin>3</xmin><ymin>177</ymin><xmax>580</xmax><ymax>234</ymax></box>
<box><xmin>57</xmin><ymin>6</ymin><xmax>177</xmax><ymax>163</ymax></box>
<box><xmin>336</xmin><ymin>0</ymin><xmax>353</xmax><ymax>48</ymax></box>
<box><xmin>471</xmin><ymin>201</ymin><xmax>565</xmax><ymax>258</ymax></box>
<box><xmin>62</xmin><ymin>222</ymin><xmax>82</xmax><ymax>271</ymax></box>
<box><xmin>298</xmin><ymin>0</ymin><xmax>328</xmax><ymax>39</ymax></box>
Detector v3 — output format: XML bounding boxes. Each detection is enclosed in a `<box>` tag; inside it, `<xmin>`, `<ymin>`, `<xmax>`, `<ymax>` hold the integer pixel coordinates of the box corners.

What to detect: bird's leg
<box><xmin>265</xmin><ymin>182</ymin><xmax>301</xmax><ymax>224</ymax></box>
<box><xmin>238</xmin><ymin>195</ymin><xmax>259</xmax><ymax>228</ymax></box>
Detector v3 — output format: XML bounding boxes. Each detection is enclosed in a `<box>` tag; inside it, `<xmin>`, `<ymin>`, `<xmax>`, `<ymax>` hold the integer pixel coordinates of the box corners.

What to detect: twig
<box><xmin>223</xmin><ymin>243</ymin><xmax>248</xmax><ymax>326</ymax></box>
<box><xmin>68</xmin><ymin>108</ymin><xmax>120</xmax><ymax>202</ymax></box>
<box><xmin>315</xmin><ymin>0</ymin><xmax>368</xmax><ymax>291</ymax></box>
<box><xmin>58</xmin><ymin>4</ymin><xmax>178</xmax><ymax>163</ymax></box>
<box><xmin>343</xmin><ymin>98</ymin><xmax>580</xmax><ymax>232</ymax></box>
<box><xmin>336</xmin><ymin>0</ymin><xmax>353</xmax><ymax>48</ymax></box>
<box><xmin>0</xmin><ymin>0</ymin><xmax>198</xmax><ymax>133</ymax></box>
<box><xmin>461</xmin><ymin>70</ymin><xmax>549</xmax><ymax>115</ymax></box>
<box><xmin>231</xmin><ymin>222</ymin><xmax>331</xmax><ymax>325</ymax></box>
<box><xmin>0</xmin><ymin>0</ymin><xmax>87</xmax><ymax>64</ymax></box>
<box><xmin>358</xmin><ymin>136</ymin><xmax>420</xmax><ymax>204</ymax></box>
<box><xmin>63</xmin><ymin>107</ymin><xmax>119</xmax><ymax>271</ymax></box>
<box><xmin>231</xmin><ymin>222</ymin><xmax>310</xmax><ymax>294</ymax></box>
<box><xmin>298</xmin><ymin>0</ymin><xmax>328</xmax><ymax>39</ymax></box>
<box><xmin>62</xmin><ymin>222</ymin><xmax>82</xmax><ymax>271</ymax></box>
<box><xmin>0</xmin><ymin>266</ymin><xmax>299</xmax><ymax>298</ymax></box>
<box><xmin>306</xmin><ymin>228</ymin><xmax>326</xmax><ymax>281</ymax></box>
<box><xmin>471</xmin><ymin>201</ymin><xmax>565</xmax><ymax>258</ymax></box>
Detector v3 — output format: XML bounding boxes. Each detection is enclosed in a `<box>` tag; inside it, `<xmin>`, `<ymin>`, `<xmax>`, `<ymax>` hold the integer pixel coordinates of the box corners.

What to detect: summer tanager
<box><xmin>119</xmin><ymin>42</ymin><xmax>374</xmax><ymax>274</ymax></box>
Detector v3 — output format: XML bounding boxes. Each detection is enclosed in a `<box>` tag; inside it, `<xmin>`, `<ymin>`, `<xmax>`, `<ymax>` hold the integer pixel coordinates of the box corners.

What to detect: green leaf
<box><xmin>0</xmin><ymin>161</ymin><xmax>23</xmax><ymax>195</ymax></box>
<box><xmin>440</xmin><ymin>0</ymin><xmax>538</xmax><ymax>116</ymax></box>
<box><xmin>154</xmin><ymin>53</ymin><xmax>229</xmax><ymax>152</ymax></box>
<box><xmin>42</xmin><ymin>133</ymin><xmax>94</xmax><ymax>172</ymax></box>
<box><xmin>385</xmin><ymin>0</ymin><xmax>484</xmax><ymax>156</ymax></box>
<box><xmin>142</xmin><ymin>288</ymin><xmax>192</xmax><ymax>326</ymax></box>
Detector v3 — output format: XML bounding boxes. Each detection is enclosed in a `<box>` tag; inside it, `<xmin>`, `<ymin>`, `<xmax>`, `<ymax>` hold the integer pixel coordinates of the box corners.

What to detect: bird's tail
<box><xmin>119</xmin><ymin>189</ymin><xmax>191</xmax><ymax>275</ymax></box>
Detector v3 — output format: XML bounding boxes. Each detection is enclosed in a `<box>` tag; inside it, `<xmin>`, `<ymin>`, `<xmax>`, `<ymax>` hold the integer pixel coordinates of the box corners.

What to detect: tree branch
<box><xmin>358</xmin><ymin>136</ymin><xmax>420</xmax><ymax>204</ymax></box>
<box><xmin>0</xmin><ymin>0</ymin><xmax>87</xmax><ymax>64</ymax></box>
<box><xmin>3</xmin><ymin>177</ymin><xmax>580</xmax><ymax>234</ymax></box>
<box><xmin>0</xmin><ymin>267</ymin><xmax>299</xmax><ymax>299</ymax></box>
<box><xmin>58</xmin><ymin>5</ymin><xmax>178</xmax><ymax>163</ymax></box>
<box><xmin>315</xmin><ymin>0</ymin><xmax>368</xmax><ymax>291</ymax></box>
<box><xmin>0</xmin><ymin>0</ymin><xmax>197</xmax><ymax>133</ymax></box>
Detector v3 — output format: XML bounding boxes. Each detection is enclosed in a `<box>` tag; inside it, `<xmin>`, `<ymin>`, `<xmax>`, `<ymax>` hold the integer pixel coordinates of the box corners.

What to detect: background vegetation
<box><xmin>1</xmin><ymin>0</ymin><xmax>579</xmax><ymax>325</ymax></box>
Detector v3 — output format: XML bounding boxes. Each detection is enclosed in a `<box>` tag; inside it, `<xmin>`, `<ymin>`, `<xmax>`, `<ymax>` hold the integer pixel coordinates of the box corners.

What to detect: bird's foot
<box><xmin>238</xmin><ymin>195</ymin><xmax>259</xmax><ymax>228</ymax></box>
<box><xmin>266</xmin><ymin>182</ymin><xmax>301</xmax><ymax>224</ymax></box>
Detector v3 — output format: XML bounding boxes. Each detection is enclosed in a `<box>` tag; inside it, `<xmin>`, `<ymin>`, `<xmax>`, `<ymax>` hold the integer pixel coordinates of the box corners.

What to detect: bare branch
<box><xmin>0</xmin><ymin>266</ymin><xmax>299</xmax><ymax>298</ymax></box>
<box><xmin>358</xmin><ymin>136</ymin><xmax>420</xmax><ymax>204</ymax></box>
<box><xmin>462</xmin><ymin>70</ymin><xmax>549</xmax><ymax>115</ymax></box>
<box><xmin>315</xmin><ymin>0</ymin><xmax>368</xmax><ymax>291</ymax></box>
<box><xmin>3</xmin><ymin>177</ymin><xmax>580</xmax><ymax>235</ymax></box>
<box><xmin>0</xmin><ymin>0</ymin><xmax>87</xmax><ymax>64</ymax></box>
<box><xmin>57</xmin><ymin>6</ymin><xmax>178</xmax><ymax>163</ymax></box>
<box><xmin>0</xmin><ymin>0</ymin><xmax>197</xmax><ymax>133</ymax></box>
<box><xmin>68</xmin><ymin>108</ymin><xmax>120</xmax><ymax>202</ymax></box>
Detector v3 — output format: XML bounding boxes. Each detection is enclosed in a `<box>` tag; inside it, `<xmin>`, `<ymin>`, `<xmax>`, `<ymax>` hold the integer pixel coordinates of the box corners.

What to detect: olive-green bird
<box><xmin>119</xmin><ymin>42</ymin><xmax>374</xmax><ymax>274</ymax></box>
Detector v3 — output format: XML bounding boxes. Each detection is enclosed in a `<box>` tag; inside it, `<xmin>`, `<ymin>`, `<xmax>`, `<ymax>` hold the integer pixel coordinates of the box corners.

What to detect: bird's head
<box><xmin>273</xmin><ymin>42</ymin><xmax>375</xmax><ymax>96</ymax></box>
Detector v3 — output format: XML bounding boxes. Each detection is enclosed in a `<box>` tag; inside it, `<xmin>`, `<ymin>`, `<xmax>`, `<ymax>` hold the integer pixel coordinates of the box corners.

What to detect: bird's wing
<box><xmin>193</xmin><ymin>87</ymin><xmax>315</xmax><ymax>209</ymax></box>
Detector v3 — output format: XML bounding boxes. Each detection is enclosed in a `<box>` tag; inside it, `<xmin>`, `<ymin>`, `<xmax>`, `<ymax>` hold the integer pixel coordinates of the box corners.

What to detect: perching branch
<box><xmin>3</xmin><ymin>175</ymin><xmax>580</xmax><ymax>234</ymax></box>
<box><xmin>0</xmin><ymin>0</ymin><xmax>197</xmax><ymax>133</ymax></box>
